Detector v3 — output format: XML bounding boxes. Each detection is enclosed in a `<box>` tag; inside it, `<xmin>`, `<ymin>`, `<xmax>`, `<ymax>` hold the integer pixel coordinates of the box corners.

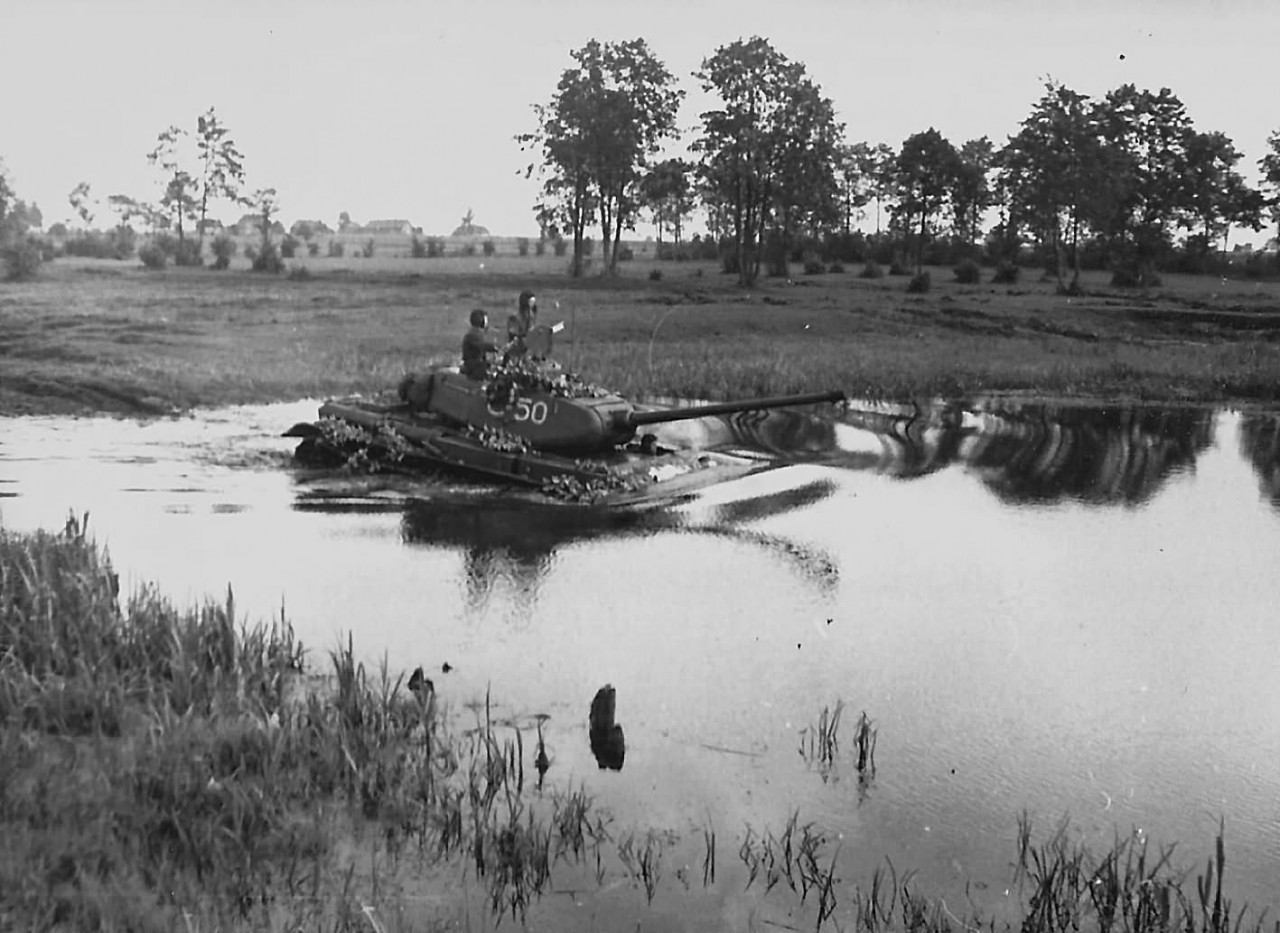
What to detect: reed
<box><xmin>800</xmin><ymin>700</ymin><xmax>845</xmax><ymax>778</ymax></box>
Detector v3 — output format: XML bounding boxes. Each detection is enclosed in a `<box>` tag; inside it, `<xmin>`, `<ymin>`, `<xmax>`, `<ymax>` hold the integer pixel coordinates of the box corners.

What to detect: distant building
<box><xmin>363</xmin><ymin>219</ymin><xmax>415</xmax><ymax>236</ymax></box>
<box><xmin>233</xmin><ymin>214</ymin><xmax>285</xmax><ymax>237</ymax></box>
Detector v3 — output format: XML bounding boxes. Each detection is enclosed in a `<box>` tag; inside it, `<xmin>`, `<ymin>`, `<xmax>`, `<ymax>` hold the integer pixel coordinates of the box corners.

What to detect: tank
<box><xmin>284</xmin><ymin>323</ymin><xmax>845</xmax><ymax>504</ymax></box>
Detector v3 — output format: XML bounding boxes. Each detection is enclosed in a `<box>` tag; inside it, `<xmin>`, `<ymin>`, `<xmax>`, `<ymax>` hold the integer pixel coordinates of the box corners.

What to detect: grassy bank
<box><xmin>2</xmin><ymin>515</ymin><xmax>1276</xmax><ymax>931</ymax></box>
<box><xmin>2</xmin><ymin>256</ymin><xmax>1279</xmax><ymax>416</ymax></box>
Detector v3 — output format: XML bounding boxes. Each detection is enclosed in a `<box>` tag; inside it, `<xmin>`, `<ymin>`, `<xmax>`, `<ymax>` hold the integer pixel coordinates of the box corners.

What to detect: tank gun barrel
<box><xmin>626</xmin><ymin>389</ymin><xmax>845</xmax><ymax>427</ymax></box>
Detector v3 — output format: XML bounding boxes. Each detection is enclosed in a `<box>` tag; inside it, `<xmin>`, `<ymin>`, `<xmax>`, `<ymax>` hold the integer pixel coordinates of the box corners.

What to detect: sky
<box><xmin>4</xmin><ymin>0</ymin><xmax>1278</xmax><ymax>240</ymax></box>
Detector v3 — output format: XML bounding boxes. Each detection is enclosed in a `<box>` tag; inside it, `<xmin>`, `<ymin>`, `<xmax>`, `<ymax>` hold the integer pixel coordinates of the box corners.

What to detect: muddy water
<box><xmin>3</xmin><ymin>398</ymin><xmax>1280</xmax><ymax>925</ymax></box>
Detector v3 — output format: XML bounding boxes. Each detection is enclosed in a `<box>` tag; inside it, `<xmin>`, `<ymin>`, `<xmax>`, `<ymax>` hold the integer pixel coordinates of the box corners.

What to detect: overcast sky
<box><xmin>5</xmin><ymin>0</ymin><xmax>1277</xmax><ymax>238</ymax></box>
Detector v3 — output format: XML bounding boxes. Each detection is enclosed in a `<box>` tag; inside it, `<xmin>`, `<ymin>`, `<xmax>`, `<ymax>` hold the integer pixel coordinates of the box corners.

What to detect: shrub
<box><xmin>327</xmin><ymin>240</ymin><xmax>345</xmax><ymax>258</ymax></box>
<box><xmin>535</xmin><ymin>238</ymin><xmax>546</xmax><ymax>256</ymax></box>
<box><xmin>242</xmin><ymin>243</ymin><xmax>257</xmax><ymax>260</ymax></box>
<box><xmin>361</xmin><ymin>239</ymin><xmax>375</xmax><ymax>259</ymax></box>
<box><xmin>426</xmin><ymin>237</ymin><xmax>444</xmax><ymax>258</ymax></box>
<box><xmin>803</xmin><ymin>257</ymin><xmax>825</xmax><ymax>275</ymax></box>
<box><xmin>410</xmin><ymin>235</ymin><xmax>427</xmax><ymax>258</ymax></box>
<box><xmin>953</xmin><ymin>258</ymin><xmax>981</xmax><ymax>284</ymax></box>
<box><xmin>251</xmin><ymin>242</ymin><xmax>284</xmax><ymax>274</ymax></box>
<box><xmin>461</xmin><ymin>242</ymin><xmax>476</xmax><ymax>257</ymax></box>
<box><xmin>552</xmin><ymin>237</ymin><xmax>567</xmax><ymax>257</ymax></box>
<box><xmin>517</xmin><ymin>237</ymin><xmax>530</xmax><ymax>257</ymax></box>
<box><xmin>288</xmin><ymin>265</ymin><xmax>311</xmax><ymax>280</ymax></box>
<box><xmin>138</xmin><ymin>241</ymin><xmax>168</xmax><ymax>270</ymax></box>
<box><xmin>617</xmin><ymin>245</ymin><xmax>634</xmax><ymax>262</ymax></box>
<box><xmin>482</xmin><ymin>239</ymin><xmax>496</xmax><ymax>256</ymax></box>
<box><xmin>307</xmin><ymin>241</ymin><xmax>320</xmax><ymax>257</ymax></box>
<box><xmin>991</xmin><ymin>260</ymin><xmax>1020</xmax><ymax>284</ymax></box>
<box><xmin>174</xmin><ymin>238</ymin><xmax>203</xmax><ymax>267</ymax></box>
<box><xmin>888</xmin><ymin>259</ymin><xmax>910</xmax><ymax>276</ymax></box>
<box><xmin>1110</xmin><ymin>265</ymin><xmax>1161</xmax><ymax>288</ymax></box>
<box><xmin>906</xmin><ymin>270</ymin><xmax>932</xmax><ymax>293</ymax></box>
<box><xmin>858</xmin><ymin>260</ymin><xmax>884</xmax><ymax>279</ymax></box>
<box><xmin>3</xmin><ymin>235</ymin><xmax>44</xmax><ymax>280</ymax></box>
<box><xmin>582</xmin><ymin>237</ymin><xmax>595</xmax><ymax>257</ymax></box>
<box><xmin>649</xmin><ymin>268</ymin><xmax>662</xmax><ymax>281</ymax></box>
<box><xmin>280</xmin><ymin>234</ymin><xmax>300</xmax><ymax>259</ymax></box>
<box><xmin>211</xmin><ymin>235</ymin><xmax>235</xmax><ymax>270</ymax></box>
<box><xmin>828</xmin><ymin>261</ymin><xmax>845</xmax><ymax>274</ymax></box>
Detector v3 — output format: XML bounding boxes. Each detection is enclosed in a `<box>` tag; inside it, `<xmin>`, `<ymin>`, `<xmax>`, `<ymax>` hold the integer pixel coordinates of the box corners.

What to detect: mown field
<box><xmin>2</xmin><ymin>251</ymin><xmax>1280</xmax><ymax>417</ymax></box>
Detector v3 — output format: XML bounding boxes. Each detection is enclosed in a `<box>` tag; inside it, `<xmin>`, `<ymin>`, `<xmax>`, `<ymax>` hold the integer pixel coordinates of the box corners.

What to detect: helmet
<box><xmin>469</xmin><ymin>308</ymin><xmax>487</xmax><ymax>328</ymax></box>
<box><xmin>518</xmin><ymin>290</ymin><xmax>537</xmax><ymax>314</ymax></box>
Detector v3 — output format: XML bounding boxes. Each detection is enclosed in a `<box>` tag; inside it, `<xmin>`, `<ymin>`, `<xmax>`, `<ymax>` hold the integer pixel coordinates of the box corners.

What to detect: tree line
<box><xmin>521</xmin><ymin>35</ymin><xmax>1280</xmax><ymax>287</ymax></box>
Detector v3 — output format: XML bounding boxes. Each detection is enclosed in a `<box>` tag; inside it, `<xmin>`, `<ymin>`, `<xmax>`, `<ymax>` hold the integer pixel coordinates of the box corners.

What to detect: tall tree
<box><xmin>1180</xmin><ymin>130</ymin><xmax>1264</xmax><ymax>261</ymax></box>
<box><xmin>148</xmin><ymin>124</ymin><xmax>197</xmax><ymax>246</ymax></box>
<box><xmin>692</xmin><ymin>36</ymin><xmax>841</xmax><ymax>286</ymax></box>
<box><xmin>194</xmin><ymin>107</ymin><xmax>246</xmax><ymax>249</ymax></box>
<box><xmin>519</xmin><ymin>38</ymin><xmax>683</xmax><ymax>277</ymax></box>
<box><xmin>1094</xmin><ymin>84</ymin><xmax>1194</xmax><ymax>280</ymax></box>
<box><xmin>996</xmin><ymin>82</ymin><xmax>1104</xmax><ymax>289</ymax></box>
<box><xmin>951</xmin><ymin>137</ymin><xmax>995</xmax><ymax>249</ymax></box>
<box><xmin>894</xmin><ymin>128</ymin><xmax>961</xmax><ymax>272</ymax></box>
<box><xmin>1261</xmin><ymin>130</ymin><xmax>1280</xmax><ymax>255</ymax></box>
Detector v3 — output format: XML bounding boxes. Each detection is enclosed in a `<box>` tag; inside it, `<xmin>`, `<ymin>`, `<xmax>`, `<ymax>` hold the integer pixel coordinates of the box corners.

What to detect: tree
<box><xmin>69</xmin><ymin>181</ymin><xmax>96</xmax><ymax>228</ymax></box>
<box><xmin>148</xmin><ymin>124</ymin><xmax>198</xmax><ymax>247</ymax></box>
<box><xmin>1261</xmin><ymin>130</ymin><xmax>1280</xmax><ymax>255</ymax></box>
<box><xmin>1180</xmin><ymin>130</ymin><xmax>1264</xmax><ymax>263</ymax></box>
<box><xmin>1094</xmin><ymin>84</ymin><xmax>1194</xmax><ymax>281</ymax></box>
<box><xmin>639</xmin><ymin>158</ymin><xmax>695</xmax><ymax>246</ymax></box>
<box><xmin>692</xmin><ymin>37</ymin><xmax>842</xmax><ymax>286</ymax></box>
<box><xmin>996</xmin><ymin>82</ymin><xmax>1105</xmax><ymax>289</ymax></box>
<box><xmin>520</xmin><ymin>38</ymin><xmax>683</xmax><ymax>277</ymax></box>
<box><xmin>951</xmin><ymin>137</ymin><xmax>995</xmax><ymax>249</ymax></box>
<box><xmin>194</xmin><ymin>107</ymin><xmax>245</xmax><ymax>248</ymax></box>
<box><xmin>894</xmin><ymin>128</ymin><xmax>961</xmax><ymax>272</ymax></box>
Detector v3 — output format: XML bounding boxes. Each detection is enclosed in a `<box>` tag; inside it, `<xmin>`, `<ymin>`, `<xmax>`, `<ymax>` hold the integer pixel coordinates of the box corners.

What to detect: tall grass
<box><xmin>3</xmin><ymin>515</ymin><xmax>1275</xmax><ymax>930</ymax></box>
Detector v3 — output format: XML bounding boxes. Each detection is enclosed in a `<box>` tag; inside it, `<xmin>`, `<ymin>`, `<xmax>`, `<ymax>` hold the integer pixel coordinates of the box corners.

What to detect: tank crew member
<box><xmin>461</xmin><ymin>308</ymin><xmax>498</xmax><ymax>380</ymax></box>
<box><xmin>504</xmin><ymin>290</ymin><xmax>537</xmax><ymax>362</ymax></box>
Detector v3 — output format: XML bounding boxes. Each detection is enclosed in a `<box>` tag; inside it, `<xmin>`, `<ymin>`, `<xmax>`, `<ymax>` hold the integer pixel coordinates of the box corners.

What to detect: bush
<box><xmin>327</xmin><ymin>240</ymin><xmax>345</xmax><ymax>258</ymax></box>
<box><xmin>803</xmin><ymin>257</ymin><xmax>825</xmax><ymax>275</ymax></box>
<box><xmin>906</xmin><ymin>270</ymin><xmax>932</xmax><ymax>293</ymax></box>
<box><xmin>517</xmin><ymin>237</ymin><xmax>530</xmax><ymax>257</ymax></box>
<box><xmin>410</xmin><ymin>235</ymin><xmax>427</xmax><ymax>258</ymax></box>
<box><xmin>617</xmin><ymin>245</ymin><xmax>634</xmax><ymax>262</ymax></box>
<box><xmin>991</xmin><ymin>260</ymin><xmax>1020</xmax><ymax>284</ymax></box>
<box><xmin>482</xmin><ymin>239</ymin><xmax>496</xmax><ymax>256</ymax></box>
<box><xmin>211</xmin><ymin>235</ymin><xmax>235</xmax><ymax>270</ymax></box>
<box><xmin>307</xmin><ymin>241</ymin><xmax>320</xmax><ymax>257</ymax></box>
<box><xmin>280</xmin><ymin>235</ymin><xmax>300</xmax><ymax>259</ymax></box>
<box><xmin>3</xmin><ymin>236</ymin><xmax>45</xmax><ymax>280</ymax></box>
<box><xmin>361</xmin><ymin>239</ymin><xmax>375</xmax><ymax>259</ymax></box>
<box><xmin>461</xmin><ymin>242</ymin><xmax>476</xmax><ymax>257</ymax></box>
<box><xmin>552</xmin><ymin>237</ymin><xmax>567</xmax><ymax>257</ymax></box>
<box><xmin>426</xmin><ymin>237</ymin><xmax>444</xmax><ymax>258</ymax></box>
<box><xmin>953</xmin><ymin>258</ymin><xmax>981</xmax><ymax>284</ymax></box>
<box><xmin>288</xmin><ymin>265</ymin><xmax>311</xmax><ymax>280</ymax></box>
<box><xmin>859</xmin><ymin>261</ymin><xmax>884</xmax><ymax>279</ymax></box>
<box><xmin>242</xmin><ymin>243</ymin><xmax>257</xmax><ymax>260</ymax></box>
<box><xmin>1110</xmin><ymin>265</ymin><xmax>1161</xmax><ymax>288</ymax></box>
<box><xmin>648</xmin><ymin>268</ymin><xmax>662</xmax><ymax>281</ymax></box>
<box><xmin>828</xmin><ymin>261</ymin><xmax>845</xmax><ymax>274</ymax></box>
<box><xmin>888</xmin><ymin>260</ymin><xmax>910</xmax><ymax>276</ymax></box>
<box><xmin>582</xmin><ymin>237</ymin><xmax>595</xmax><ymax>257</ymax></box>
<box><xmin>535</xmin><ymin>239</ymin><xmax>546</xmax><ymax>257</ymax></box>
<box><xmin>174</xmin><ymin>238</ymin><xmax>203</xmax><ymax>267</ymax></box>
<box><xmin>252</xmin><ymin>242</ymin><xmax>285</xmax><ymax>274</ymax></box>
<box><xmin>138</xmin><ymin>241</ymin><xmax>168</xmax><ymax>270</ymax></box>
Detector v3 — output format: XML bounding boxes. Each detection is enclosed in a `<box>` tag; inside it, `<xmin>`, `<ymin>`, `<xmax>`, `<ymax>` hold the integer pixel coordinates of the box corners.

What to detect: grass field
<box><xmin>2</xmin><ymin>252</ymin><xmax>1280</xmax><ymax>416</ymax></box>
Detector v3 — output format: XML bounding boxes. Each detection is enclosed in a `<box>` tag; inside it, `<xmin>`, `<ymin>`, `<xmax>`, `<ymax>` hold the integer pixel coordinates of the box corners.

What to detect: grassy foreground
<box><xmin>3</xmin><ymin>515</ymin><xmax>1277</xmax><ymax>931</ymax></box>
<box><xmin>2</xmin><ymin>255</ymin><xmax>1280</xmax><ymax>416</ymax></box>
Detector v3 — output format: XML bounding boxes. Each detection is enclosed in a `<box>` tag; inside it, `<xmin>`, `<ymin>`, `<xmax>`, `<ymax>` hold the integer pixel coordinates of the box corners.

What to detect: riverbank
<box><xmin>2</xmin><ymin>515</ymin><xmax>1275</xmax><ymax>931</ymax></box>
<box><xmin>3</xmin><ymin>257</ymin><xmax>1279</xmax><ymax>417</ymax></box>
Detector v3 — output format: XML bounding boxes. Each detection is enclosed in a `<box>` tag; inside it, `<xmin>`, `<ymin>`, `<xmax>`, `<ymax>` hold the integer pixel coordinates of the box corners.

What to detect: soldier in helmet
<box><xmin>461</xmin><ymin>308</ymin><xmax>498</xmax><ymax>380</ymax></box>
<box><xmin>504</xmin><ymin>290</ymin><xmax>538</xmax><ymax>363</ymax></box>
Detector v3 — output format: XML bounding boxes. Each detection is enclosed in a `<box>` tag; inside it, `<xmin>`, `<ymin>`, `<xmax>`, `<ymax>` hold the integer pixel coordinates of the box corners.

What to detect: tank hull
<box><xmin>289</xmin><ymin>396</ymin><xmax>768</xmax><ymax>506</ymax></box>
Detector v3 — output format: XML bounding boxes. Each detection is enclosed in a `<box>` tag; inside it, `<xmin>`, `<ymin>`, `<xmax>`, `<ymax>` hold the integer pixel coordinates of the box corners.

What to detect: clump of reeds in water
<box><xmin>799</xmin><ymin>700</ymin><xmax>844</xmax><ymax>778</ymax></box>
<box><xmin>854</xmin><ymin>709</ymin><xmax>878</xmax><ymax>777</ymax></box>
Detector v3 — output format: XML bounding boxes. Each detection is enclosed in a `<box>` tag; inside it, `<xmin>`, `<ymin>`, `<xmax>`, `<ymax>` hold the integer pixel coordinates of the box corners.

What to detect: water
<box><xmin>3</xmin><ymin>398</ymin><xmax>1280</xmax><ymax>923</ymax></box>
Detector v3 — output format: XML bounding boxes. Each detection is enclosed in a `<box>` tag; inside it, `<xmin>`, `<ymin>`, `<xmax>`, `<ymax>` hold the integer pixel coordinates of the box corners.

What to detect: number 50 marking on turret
<box><xmin>488</xmin><ymin>396</ymin><xmax>549</xmax><ymax>425</ymax></box>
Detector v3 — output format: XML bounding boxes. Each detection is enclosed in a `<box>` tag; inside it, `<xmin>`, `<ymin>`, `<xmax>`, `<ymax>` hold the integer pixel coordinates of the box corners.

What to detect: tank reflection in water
<box><xmin>3</xmin><ymin>397</ymin><xmax>1280</xmax><ymax>925</ymax></box>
